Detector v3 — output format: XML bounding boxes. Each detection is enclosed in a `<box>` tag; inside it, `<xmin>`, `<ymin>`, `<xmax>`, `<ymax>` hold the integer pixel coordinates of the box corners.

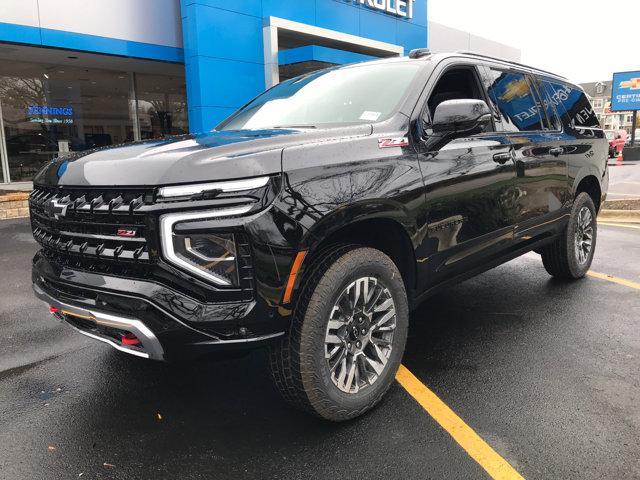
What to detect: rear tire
<box><xmin>269</xmin><ymin>246</ymin><xmax>408</xmax><ymax>421</ymax></box>
<box><xmin>540</xmin><ymin>192</ymin><xmax>597</xmax><ymax>279</ymax></box>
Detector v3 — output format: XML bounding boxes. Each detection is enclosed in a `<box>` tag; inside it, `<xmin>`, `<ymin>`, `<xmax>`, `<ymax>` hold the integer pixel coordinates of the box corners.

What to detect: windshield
<box><xmin>605</xmin><ymin>131</ymin><xmax>615</xmax><ymax>140</ymax></box>
<box><xmin>217</xmin><ymin>61</ymin><xmax>423</xmax><ymax>131</ymax></box>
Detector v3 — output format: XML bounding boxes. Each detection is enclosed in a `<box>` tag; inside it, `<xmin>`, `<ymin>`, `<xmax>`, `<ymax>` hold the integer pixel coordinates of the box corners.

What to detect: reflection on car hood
<box><xmin>33</xmin><ymin>125</ymin><xmax>373</xmax><ymax>187</ymax></box>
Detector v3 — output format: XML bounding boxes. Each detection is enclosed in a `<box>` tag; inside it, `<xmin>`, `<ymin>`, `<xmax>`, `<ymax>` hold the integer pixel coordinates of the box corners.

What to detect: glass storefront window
<box><xmin>135</xmin><ymin>73</ymin><xmax>188</xmax><ymax>140</ymax></box>
<box><xmin>0</xmin><ymin>62</ymin><xmax>132</xmax><ymax>182</ymax></box>
<box><xmin>0</xmin><ymin>59</ymin><xmax>188</xmax><ymax>183</ymax></box>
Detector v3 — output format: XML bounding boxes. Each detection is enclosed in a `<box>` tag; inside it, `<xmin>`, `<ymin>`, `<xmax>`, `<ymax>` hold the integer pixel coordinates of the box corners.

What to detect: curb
<box><xmin>598</xmin><ymin>209</ymin><xmax>640</xmax><ymax>224</ymax></box>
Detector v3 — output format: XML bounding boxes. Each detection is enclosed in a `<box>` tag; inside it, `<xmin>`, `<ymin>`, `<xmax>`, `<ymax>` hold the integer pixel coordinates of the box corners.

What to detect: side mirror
<box><xmin>430</xmin><ymin>99</ymin><xmax>492</xmax><ymax>135</ymax></box>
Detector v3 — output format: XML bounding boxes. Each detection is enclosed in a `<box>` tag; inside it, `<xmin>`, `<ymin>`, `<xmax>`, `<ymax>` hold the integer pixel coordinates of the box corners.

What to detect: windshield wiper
<box><xmin>271</xmin><ymin>125</ymin><xmax>317</xmax><ymax>129</ymax></box>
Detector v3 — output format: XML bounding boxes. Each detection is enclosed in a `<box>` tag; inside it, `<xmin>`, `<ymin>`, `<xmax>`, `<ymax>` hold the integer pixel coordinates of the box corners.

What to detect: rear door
<box><xmin>482</xmin><ymin>67</ymin><xmax>569</xmax><ymax>243</ymax></box>
<box><xmin>537</xmin><ymin>78</ymin><xmax>604</xmax><ymax>201</ymax></box>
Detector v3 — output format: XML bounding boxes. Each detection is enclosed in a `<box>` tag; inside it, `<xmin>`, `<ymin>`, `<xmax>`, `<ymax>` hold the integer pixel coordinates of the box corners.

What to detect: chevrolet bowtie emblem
<box><xmin>44</xmin><ymin>199</ymin><xmax>69</xmax><ymax>220</ymax></box>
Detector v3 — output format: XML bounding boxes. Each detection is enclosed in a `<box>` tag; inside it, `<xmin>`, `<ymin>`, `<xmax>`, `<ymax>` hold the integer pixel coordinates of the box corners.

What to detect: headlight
<box><xmin>158</xmin><ymin>176</ymin><xmax>270</xmax><ymax>200</ymax></box>
<box><xmin>159</xmin><ymin>205</ymin><xmax>252</xmax><ymax>286</ymax></box>
<box><xmin>172</xmin><ymin>232</ymin><xmax>238</xmax><ymax>286</ymax></box>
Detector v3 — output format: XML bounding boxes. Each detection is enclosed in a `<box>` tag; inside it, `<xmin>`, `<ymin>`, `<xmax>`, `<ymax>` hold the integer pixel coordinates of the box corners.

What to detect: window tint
<box><xmin>540</xmin><ymin>80</ymin><xmax>600</xmax><ymax>129</ymax></box>
<box><xmin>531</xmin><ymin>77</ymin><xmax>561</xmax><ymax>130</ymax></box>
<box><xmin>485</xmin><ymin>69</ymin><xmax>544</xmax><ymax>132</ymax></box>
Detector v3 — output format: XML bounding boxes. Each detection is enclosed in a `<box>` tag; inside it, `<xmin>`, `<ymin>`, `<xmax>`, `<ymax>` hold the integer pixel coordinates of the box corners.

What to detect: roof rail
<box><xmin>409</xmin><ymin>48</ymin><xmax>431</xmax><ymax>59</ymax></box>
<box><xmin>454</xmin><ymin>51</ymin><xmax>567</xmax><ymax>79</ymax></box>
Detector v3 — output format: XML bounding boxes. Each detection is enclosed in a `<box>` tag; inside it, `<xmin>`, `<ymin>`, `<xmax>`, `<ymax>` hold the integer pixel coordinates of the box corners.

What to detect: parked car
<box><xmin>605</xmin><ymin>129</ymin><xmax>626</xmax><ymax>157</ymax></box>
<box><xmin>29</xmin><ymin>51</ymin><xmax>608</xmax><ymax>421</ymax></box>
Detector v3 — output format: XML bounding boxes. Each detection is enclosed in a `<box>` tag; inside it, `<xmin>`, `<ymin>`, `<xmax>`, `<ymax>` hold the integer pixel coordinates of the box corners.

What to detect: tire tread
<box><xmin>269</xmin><ymin>245</ymin><xmax>407</xmax><ymax>421</ymax></box>
<box><xmin>540</xmin><ymin>192</ymin><xmax>596</xmax><ymax>280</ymax></box>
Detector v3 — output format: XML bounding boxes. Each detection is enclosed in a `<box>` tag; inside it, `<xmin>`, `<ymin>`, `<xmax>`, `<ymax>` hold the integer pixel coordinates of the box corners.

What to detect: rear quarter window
<box><xmin>541</xmin><ymin>80</ymin><xmax>600</xmax><ymax>130</ymax></box>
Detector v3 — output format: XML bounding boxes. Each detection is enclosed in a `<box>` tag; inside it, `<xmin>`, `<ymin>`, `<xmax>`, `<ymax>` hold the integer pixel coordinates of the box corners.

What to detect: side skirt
<box><xmin>408</xmin><ymin>234</ymin><xmax>559</xmax><ymax>311</ymax></box>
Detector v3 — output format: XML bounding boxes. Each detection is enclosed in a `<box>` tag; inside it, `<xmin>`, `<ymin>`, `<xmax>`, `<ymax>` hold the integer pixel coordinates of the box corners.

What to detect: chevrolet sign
<box><xmin>353</xmin><ymin>0</ymin><xmax>416</xmax><ymax>19</ymax></box>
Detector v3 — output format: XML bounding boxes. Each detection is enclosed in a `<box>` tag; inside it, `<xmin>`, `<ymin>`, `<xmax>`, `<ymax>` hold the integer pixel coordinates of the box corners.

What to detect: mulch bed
<box><xmin>603</xmin><ymin>199</ymin><xmax>640</xmax><ymax>211</ymax></box>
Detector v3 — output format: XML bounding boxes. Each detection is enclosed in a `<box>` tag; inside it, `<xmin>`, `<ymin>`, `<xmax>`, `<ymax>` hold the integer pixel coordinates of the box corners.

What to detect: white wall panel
<box><xmin>0</xmin><ymin>0</ymin><xmax>40</xmax><ymax>27</ymax></box>
<box><xmin>428</xmin><ymin>21</ymin><xmax>470</xmax><ymax>52</ymax></box>
<box><xmin>38</xmin><ymin>0</ymin><xmax>183</xmax><ymax>47</ymax></box>
<box><xmin>1</xmin><ymin>0</ymin><xmax>183</xmax><ymax>48</ymax></box>
<box><xmin>429</xmin><ymin>21</ymin><xmax>521</xmax><ymax>63</ymax></box>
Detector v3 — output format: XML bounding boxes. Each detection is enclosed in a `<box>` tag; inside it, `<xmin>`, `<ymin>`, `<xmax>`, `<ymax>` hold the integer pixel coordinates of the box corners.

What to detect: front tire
<box><xmin>540</xmin><ymin>192</ymin><xmax>597</xmax><ymax>279</ymax></box>
<box><xmin>269</xmin><ymin>247</ymin><xmax>408</xmax><ymax>421</ymax></box>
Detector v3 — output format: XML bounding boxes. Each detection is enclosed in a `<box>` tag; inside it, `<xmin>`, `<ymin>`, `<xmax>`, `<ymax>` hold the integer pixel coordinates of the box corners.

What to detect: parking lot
<box><xmin>608</xmin><ymin>157</ymin><xmax>640</xmax><ymax>200</ymax></box>
<box><xmin>0</xmin><ymin>215</ymin><xmax>639</xmax><ymax>480</ymax></box>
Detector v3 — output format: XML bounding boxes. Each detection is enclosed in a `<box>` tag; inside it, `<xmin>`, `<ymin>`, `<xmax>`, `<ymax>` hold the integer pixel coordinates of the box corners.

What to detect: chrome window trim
<box><xmin>158</xmin><ymin>176</ymin><xmax>270</xmax><ymax>199</ymax></box>
<box><xmin>159</xmin><ymin>205</ymin><xmax>253</xmax><ymax>286</ymax></box>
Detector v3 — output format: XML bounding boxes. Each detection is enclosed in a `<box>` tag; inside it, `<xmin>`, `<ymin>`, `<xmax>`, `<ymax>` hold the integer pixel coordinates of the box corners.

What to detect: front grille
<box><xmin>29</xmin><ymin>186</ymin><xmax>153</xmax><ymax>264</ymax></box>
<box><xmin>30</xmin><ymin>185</ymin><xmax>257</xmax><ymax>301</ymax></box>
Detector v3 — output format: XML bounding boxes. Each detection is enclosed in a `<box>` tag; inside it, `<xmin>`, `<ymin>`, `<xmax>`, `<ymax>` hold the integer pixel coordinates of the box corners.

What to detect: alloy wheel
<box><xmin>575</xmin><ymin>206</ymin><xmax>594</xmax><ymax>264</ymax></box>
<box><xmin>324</xmin><ymin>277</ymin><xmax>396</xmax><ymax>394</ymax></box>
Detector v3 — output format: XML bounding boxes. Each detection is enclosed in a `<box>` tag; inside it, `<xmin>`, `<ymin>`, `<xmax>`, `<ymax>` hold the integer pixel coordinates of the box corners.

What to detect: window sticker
<box><xmin>359</xmin><ymin>111</ymin><xmax>382</xmax><ymax>121</ymax></box>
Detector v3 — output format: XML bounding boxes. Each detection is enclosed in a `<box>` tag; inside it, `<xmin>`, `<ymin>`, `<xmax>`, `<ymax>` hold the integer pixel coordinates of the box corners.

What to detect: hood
<box><xmin>33</xmin><ymin>125</ymin><xmax>373</xmax><ymax>187</ymax></box>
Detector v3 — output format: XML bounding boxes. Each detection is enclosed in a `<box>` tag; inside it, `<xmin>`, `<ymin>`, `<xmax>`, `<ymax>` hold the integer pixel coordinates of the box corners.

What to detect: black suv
<box><xmin>30</xmin><ymin>51</ymin><xmax>608</xmax><ymax>421</ymax></box>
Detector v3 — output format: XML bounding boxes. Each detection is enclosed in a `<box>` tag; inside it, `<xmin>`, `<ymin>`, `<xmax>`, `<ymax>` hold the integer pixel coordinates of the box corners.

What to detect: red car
<box><xmin>605</xmin><ymin>129</ymin><xmax>626</xmax><ymax>157</ymax></box>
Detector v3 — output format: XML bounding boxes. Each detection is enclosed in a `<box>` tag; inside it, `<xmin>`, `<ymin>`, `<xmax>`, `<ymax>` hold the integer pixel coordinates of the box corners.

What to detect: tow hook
<box><xmin>121</xmin><ymin>332</ymin><xmax>141</xmax><ymax>346</ymax></box>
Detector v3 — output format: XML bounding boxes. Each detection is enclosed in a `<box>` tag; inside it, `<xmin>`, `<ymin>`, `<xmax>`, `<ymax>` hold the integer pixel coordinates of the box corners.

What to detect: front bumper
<box><xmin>32</xmin><ymin>252</ymin><xmax>286</xmax><ymax>361</ymax></box>
<box><xmin>34</xmin><ymin>283</ymin><xmax>166</xmax><ymax>360</ymax></box>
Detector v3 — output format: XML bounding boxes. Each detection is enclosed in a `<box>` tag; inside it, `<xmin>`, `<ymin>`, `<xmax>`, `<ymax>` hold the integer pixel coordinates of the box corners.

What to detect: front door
<box><xmin>415</xmin><ymin>64</ymin><xmax>518</xmax><ymax>290</ymax></box>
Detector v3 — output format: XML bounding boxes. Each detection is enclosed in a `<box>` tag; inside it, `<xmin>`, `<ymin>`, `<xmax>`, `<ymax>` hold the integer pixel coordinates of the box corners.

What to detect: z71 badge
<box><xmin>116</xmin><ymin>229</ymin><xmax>137</xmax><ymax>238</ymax></box>
<box><xmin>378</xmin><ymin>137</ymin><xmax>409</xmax><ymax>148</ymax></box>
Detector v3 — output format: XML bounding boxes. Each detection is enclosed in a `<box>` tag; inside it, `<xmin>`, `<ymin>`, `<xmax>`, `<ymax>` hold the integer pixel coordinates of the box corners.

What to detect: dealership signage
<box><xmin>353</xmin><ymin>0</ymin><xmax>416</xmax><ymax>19</ymax></box>
<box><xmin>611</xmin><ymin>71</ymin><xmax>640</xmax><ymax>112</ymax></box>
<box><xmin>27</xmin><ymin>105</ymin><xmax>74</xmax><ymax>124</ymax></box>
<box><xmin>28</xmin><ymin>105</ymin><xmax>74</xmax><ymax>116</ymax></box>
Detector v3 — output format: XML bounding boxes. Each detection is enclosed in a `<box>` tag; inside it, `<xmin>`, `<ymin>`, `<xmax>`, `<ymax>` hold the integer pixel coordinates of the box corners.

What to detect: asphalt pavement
<box><xmin>0</xmin><ymin>217</ymin><xmax>639</xmax><ymax>479</ymax></box>
<box><xmin>608</xmin><ymin>158</ymin><xmax>640</xmax><ymax>200</ymax></box>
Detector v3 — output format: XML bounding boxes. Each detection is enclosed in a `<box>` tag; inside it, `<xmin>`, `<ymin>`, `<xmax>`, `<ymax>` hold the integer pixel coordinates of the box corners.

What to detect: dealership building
<box><xmin>0</xmin><ymin>0</ymin><xmax>519</xmax><ymax>186</ymax></box>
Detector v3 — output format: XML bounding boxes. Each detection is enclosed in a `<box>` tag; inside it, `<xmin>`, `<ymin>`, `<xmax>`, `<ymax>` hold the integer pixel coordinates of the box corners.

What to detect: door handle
<box><xmin>549</xmin><ymin>147</ymin><xmax>564</xmax><ymax>156</ymax></box>
<box><xmin>493</xmin><ymin>152</ymin><xmax>512</xmax><ymax>164</ymax></box>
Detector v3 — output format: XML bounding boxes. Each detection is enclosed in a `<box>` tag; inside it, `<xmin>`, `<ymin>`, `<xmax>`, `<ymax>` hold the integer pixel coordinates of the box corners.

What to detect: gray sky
<box><xmin>428</xmin><ymin>0</ymin><xmax>639</xmax><ymax>84</ymax></box>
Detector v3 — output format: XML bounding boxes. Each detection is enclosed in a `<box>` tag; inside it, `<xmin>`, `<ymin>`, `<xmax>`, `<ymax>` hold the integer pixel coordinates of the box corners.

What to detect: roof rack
<box><xmin>408</xmin><ymin>48</ymin><xmax>431</xmax><ymax>59</ymax></box>
<box><xmin>454</xmin><ymin>51</ymin><xmax>567</xmax><ymax>79</ymax></box>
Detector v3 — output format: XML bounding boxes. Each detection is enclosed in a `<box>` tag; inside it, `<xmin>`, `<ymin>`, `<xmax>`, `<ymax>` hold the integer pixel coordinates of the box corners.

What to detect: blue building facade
<box><xmin>180</xmin><ymin>0</ymin><xmax>428</xmax><ymax>131</ymax></box>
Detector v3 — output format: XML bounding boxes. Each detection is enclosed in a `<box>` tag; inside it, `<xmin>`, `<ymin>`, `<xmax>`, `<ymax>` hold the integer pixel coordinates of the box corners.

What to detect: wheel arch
<box><xmin>298</xmin><ymin>205</ymin><xmax>419</xmax><ymax>300</ymax></box>
<box><xmin>573</xmin><ymin>171</ymin><xmax>603</xmax><ymax>212</ymax></box>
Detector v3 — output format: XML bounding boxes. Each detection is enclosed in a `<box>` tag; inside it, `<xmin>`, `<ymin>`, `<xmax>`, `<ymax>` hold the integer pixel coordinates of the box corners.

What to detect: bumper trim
<box><xmin>192</xmin><ymin>331</ymin><xmax>285</xmax><ymax>345</ymax></box>
<box><xmin>33</xmin><ymin>283</ymin><xmax>165</xmax><ymax>360</ymax></box>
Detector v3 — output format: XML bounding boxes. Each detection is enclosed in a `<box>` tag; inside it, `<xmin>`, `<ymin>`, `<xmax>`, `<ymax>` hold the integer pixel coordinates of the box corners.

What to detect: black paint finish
<box><xmin>29</xmin><ymin>53</ymin><xmax>609</xmax><ymax>358</ymax></box>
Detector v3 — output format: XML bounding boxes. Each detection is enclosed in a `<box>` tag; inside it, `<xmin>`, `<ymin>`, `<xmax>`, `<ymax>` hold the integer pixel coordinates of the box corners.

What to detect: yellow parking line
<box><xmin>599</xmin><ymin>222</ymin><xmax>640</xmax><ymax>230</ymax></box>
<box><xmin>395</xmin><ymin>268</ymin><xmax>638</xmax><ymax>478</ymax></box>
<box><xmin>587</xmin><ymin>271</ymin><xmax>640</xmax><ymax>290</ymax></box>
<box><xmin>396</xmin><ymin>364</ymin><xmax>525</xmax><ymax>480</ymax></box>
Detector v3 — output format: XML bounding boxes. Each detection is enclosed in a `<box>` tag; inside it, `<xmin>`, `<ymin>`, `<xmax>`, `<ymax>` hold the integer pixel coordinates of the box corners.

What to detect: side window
<box><xmin>540</xmin><ymin>80</ymin><xmax>600</xmax><ymax>129</ymax></box>
<box><xmin>484</xmin><ymin>69</ymin><xmax>544</xmax><ymax>132</ymax></box>
<box><xmin>531</xmin><ymin>77</ymin><xmax>562</xmax><ymax>131</ymax></box>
